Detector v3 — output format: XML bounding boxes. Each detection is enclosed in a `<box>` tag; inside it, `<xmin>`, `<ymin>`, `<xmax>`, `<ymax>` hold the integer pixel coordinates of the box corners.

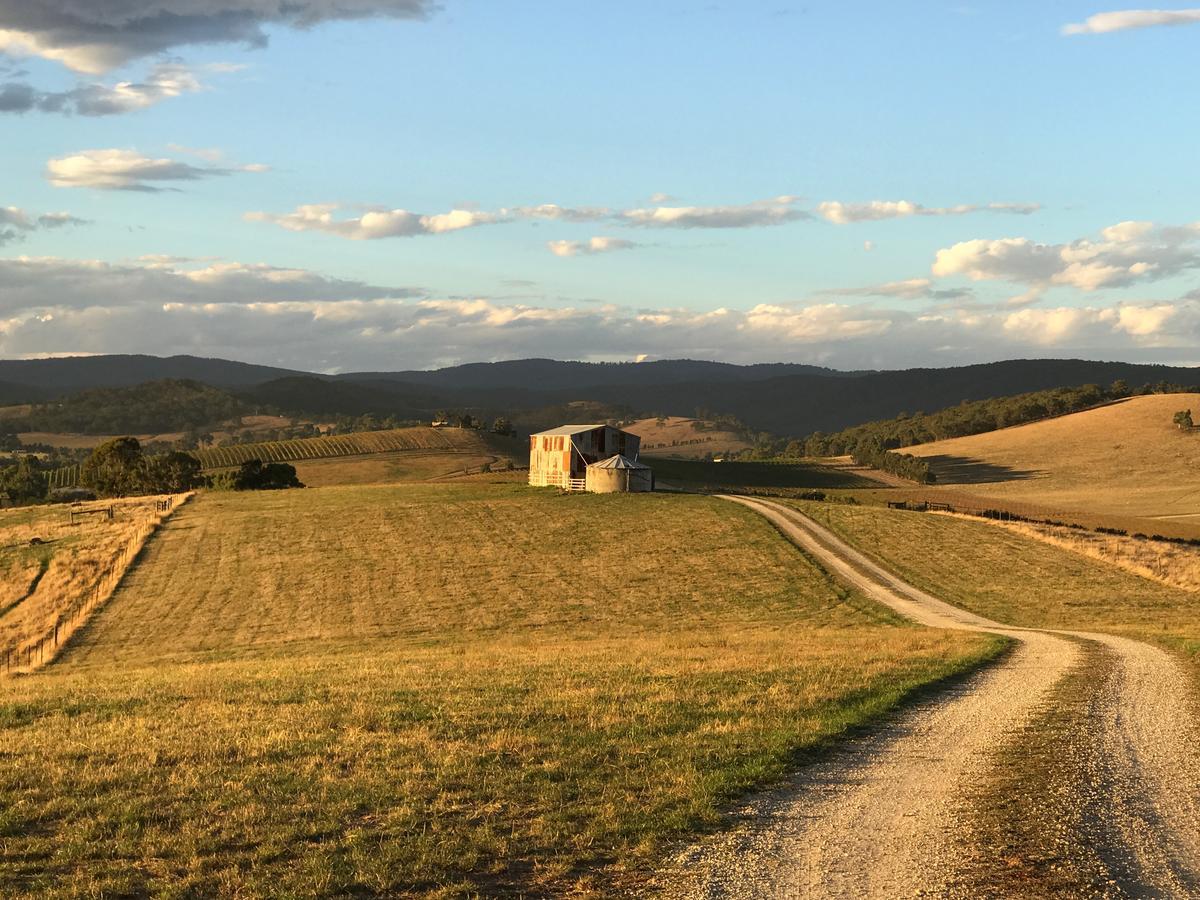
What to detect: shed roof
<box><xmin>588</xmin><ymin>454</ymin><xmax>650</xmax><ymax>470</ymax></box>
<box><xmin>532</xmin><ymin>424</ymin><xmax>607</xmax><ymax>436</ymax></box>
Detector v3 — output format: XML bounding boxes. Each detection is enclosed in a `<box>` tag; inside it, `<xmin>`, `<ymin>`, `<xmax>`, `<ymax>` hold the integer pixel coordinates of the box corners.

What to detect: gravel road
<box><xmin>655</xmin><ymin>496</ymin><xmax>1200</xmax><ymax>898</ymax></box>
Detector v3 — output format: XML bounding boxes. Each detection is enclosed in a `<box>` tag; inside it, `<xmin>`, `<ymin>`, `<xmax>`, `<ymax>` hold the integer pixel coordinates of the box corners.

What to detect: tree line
<box><xmin>0</xmin><ymin>436</ymin><xmax>304</xmax><ymax>506</ymax></box>
<box><xmin>796</xmin><ymin>380</ymin><xmax>1198</xmax><ymax>458</ymax></box>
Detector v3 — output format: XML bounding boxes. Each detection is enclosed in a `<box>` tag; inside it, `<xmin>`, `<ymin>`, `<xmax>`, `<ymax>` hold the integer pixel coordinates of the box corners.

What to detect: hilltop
<box><xmin>905</xmin><ymin>393</ymin><xmax>1200</xmax><ymax>520</ymax></box>
<box><xmin>0</xmin><ymin>354</ymin><xmax>1197</xmax><ymax>438</ymax></box>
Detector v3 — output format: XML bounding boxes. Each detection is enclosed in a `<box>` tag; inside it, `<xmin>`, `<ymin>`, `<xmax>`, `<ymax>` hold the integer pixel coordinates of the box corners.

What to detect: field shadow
<box><xmin>645</xmin><ymin>457</ymin><xmax>877</xmax><ymax>490</ymax></box>
<box><xmin>923</xmin><ymin>454</ymin><xmax>1042</xmax><ymax>485</ymax></box>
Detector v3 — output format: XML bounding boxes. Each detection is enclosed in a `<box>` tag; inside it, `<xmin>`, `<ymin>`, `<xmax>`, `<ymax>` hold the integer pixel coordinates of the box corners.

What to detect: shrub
<box><xmin>213</xmin><ymin>459</ymin><xmax>304</xmax><ymax>491</ymax></box>
<box><xmin>0</xmin><ymin>456</ymin><xmax>49</xmax><ymax>505</ymax></box>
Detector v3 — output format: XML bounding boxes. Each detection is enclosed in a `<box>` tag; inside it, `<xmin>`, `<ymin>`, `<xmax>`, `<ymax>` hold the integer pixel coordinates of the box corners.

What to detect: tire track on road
<box><xmin>658</xmin><ymin>496</ymin><xmax>1200</xmax><ymax>898</ymax></box>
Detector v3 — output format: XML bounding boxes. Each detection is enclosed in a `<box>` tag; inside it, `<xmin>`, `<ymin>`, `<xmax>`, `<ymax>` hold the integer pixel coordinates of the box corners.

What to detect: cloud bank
<box><xmin>932</xmin><ymin>221</ymin><xmax>1200</xmax><ymax>291</ymax></box>
<box><xmin>0</xmin><ymin>0</ymin><xmax>437</xmax><ymax>73</ymax></box>
<box><xmin>0</xmin><ymin>205</ymin><xmax>85</xmax><ymax>245</ymax></box>
<box><xmin>2</xmin><ymin>254</ymin><xmax>1197</xmax><ymax>372</ymax></box>
<box><xmin>0</xmin><ymin>62</ymin><xmax>231</xmax><ymax>116</ymax></box>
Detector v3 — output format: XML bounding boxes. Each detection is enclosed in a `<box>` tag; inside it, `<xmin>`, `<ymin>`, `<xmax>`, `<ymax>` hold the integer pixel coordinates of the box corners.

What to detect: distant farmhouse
<box><xmin>528</xmin><ymin>424</ymin><xmax>652</xmax><ymax>493</ymax></box>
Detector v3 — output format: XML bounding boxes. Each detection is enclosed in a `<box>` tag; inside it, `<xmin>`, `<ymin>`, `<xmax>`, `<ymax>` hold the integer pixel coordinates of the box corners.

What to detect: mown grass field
<box><xmin>647</xmin><ymin>457</ymin><xmax>878</xmax><ymax>492</ymax></box>
<box><xmin>794</xmin><ymin>501</ymin><xmax>1200</xmax><ymax>659</ymax></box>
<box><xmin>290</xmin><ymin>450</ymin><xmax>507</xmax><ymax>487</ymax></box>
<box><xmin>0</xmin><ymin>484</ymin><xmax>999</xmax><ymax>897</ymax></box>
<box><xmin>623</xmin><ymin>416</ymin><xmax>753</xmax><ymax>458</ymax></box>
<box><xmin>0</xmin><ymin>496</ymin><xmax>178</xmax><ymax>669</ymax></box>
<box><xmin>905</xmin><ymin>393</ymin><xmax>1200</xmax><ymax>520</ymax></box>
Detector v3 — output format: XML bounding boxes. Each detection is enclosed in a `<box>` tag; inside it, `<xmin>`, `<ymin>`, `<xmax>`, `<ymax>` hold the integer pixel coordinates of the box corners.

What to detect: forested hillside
<box><xmin>16</xmin><ymin>380</ymin><xmax>245</xmax><ymax>434</ymax></box>
<box><xmin>798</xmin><ymin>381</ymin><xmax>1194</xmax><ymax>456</ymax></box>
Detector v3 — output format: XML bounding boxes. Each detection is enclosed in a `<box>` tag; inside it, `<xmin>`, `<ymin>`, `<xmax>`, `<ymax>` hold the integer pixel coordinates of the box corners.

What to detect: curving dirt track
<box><xmin>657</xmin><ymin>495</ymin><xmax>1200</xmax><ymax>898</ymax></box>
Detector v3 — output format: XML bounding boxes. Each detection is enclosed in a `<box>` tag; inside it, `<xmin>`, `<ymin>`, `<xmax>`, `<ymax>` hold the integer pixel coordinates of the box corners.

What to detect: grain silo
<box><xmin>585</xmin><ymin>454</ymin><xmax>653</xmax><ymax>493</ymax></box>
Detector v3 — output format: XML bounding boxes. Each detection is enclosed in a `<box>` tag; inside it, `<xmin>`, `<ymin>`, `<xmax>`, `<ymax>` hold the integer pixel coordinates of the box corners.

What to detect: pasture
<box><xmin>0</xmin><ymin>484</ymin><xmax>999</xmax><ymax>896</ymax></box>
<box><xmin>623</xmin><ymin>416</ymin><xmax>753</xmax><ymax>458</ymax></box>
<box><xmin>647</xmin><ymin>457</ymin><xmax>878</xmax><ymax>492</ymax></box>
<box><xmin>905</xmin><ymin>393</ymin><xmax>1200</xmax><ymax>521</ymax></box>
<box><xmin>0</xmin><ymin>495</ymin><xmax>182</xmax><ymax>671</ymax></box>
<box><xmin>794</xmin><ymin>501</ymin><xmax>1200</xmax><ymax>658</ymax></box>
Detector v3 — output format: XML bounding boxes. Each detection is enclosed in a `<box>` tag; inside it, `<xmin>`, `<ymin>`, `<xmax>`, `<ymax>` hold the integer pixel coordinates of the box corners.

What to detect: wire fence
<box><xmin>2</xmin><ymin>492</ymin><xmax>192</xmax><ymax>675</ymax></box>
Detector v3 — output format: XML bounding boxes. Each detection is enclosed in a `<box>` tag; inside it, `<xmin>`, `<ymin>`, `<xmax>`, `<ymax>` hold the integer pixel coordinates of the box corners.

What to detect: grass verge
<box><xmin>0</xmin><ymin>484</ymin><xmax>1000</xmax><ymax>896</ymax></box>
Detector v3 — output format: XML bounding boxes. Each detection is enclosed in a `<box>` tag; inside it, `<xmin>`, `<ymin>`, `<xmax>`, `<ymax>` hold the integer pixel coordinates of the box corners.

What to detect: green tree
<box><xmin>213</xmin><ymin>459</ymin><xmax>303</xmax><ymax>491</ymax></box>
<box><xmin>143</xmin><ymin>451</ymin><xmax>205</xmax><ymax>493</ymax></box>
<box><xmin>81</xmin><ymin>436</ymin><xmax>146</xmax><ymax>497</ymax></box>
<box><xmin>1175</xmin><ymin>409</ymin><xmax>1194</xmax><ymax>430</ymax></box>
<box><xmin>491</xmin><ymin>417</ymin><xmax>513</xmax><ymax>436</ymax></box>
<box><xmin>0</xmin><ymin>456</ymin><xmax>48</xmax><ymax>505</ymax></box>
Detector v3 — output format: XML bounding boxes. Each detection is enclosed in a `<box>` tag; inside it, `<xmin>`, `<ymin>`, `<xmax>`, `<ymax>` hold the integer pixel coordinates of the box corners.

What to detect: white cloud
<box><xmin>740</xmin><ymin>303</ymin><xmax>894</xmax><ymax>340</ymax></box>
<box><xmin>821</xmin><ymin>278</ymin><xmax>974</xmax><ymax>302</ymax></box>
<box><xmin>547</xmin><ymin>236</ymin><xmax>638</xmax><ymax>257</ymax></box>
<box><xmin>818</xmin><ymin>199</ymin><xmax>1040</xmax><ymax>224</ymax></box>
<box><xmin>619</xmin><ymin>195</ymin><xmax>808</xmax><ymax>228</ymax></box>
<box><xmin>0</xmin><ymin>0</ymin><xmax>436</xmax><ymax>74</ymax></box>
<box><xmin>932</xmin><ymin>220</ymin><xmax>1200</xmax><ymax>291</ymax></box>
<box><xmin>0</xmin><ymin>205</ymin><xmax>86</xmax><ymax>245</ymax></box>
<box><xmin>2</xmin><ymin>254</ymin><xmax>1198</xmax><ymax>370</ymax></box>
<box><xmin>46</xmin><ymin>147</ymin><xmax>266</xmax><ymax>191</ymax></box>
<box><xmin>246</xmin><ymin>203</ymin><xmax>504</xmax><ymax>239</ymax></box>
<box><xmin>0</xmin><ymin>256</ymin><xmax>414</xmax><ymax>311</ymax></box>
<box><xmin>0</xmin><ymin>62</ymin><xmax>230</xmax><ymax>116</ymax></box>
<box><xmin>511</xmin><ymin>204</ymin><xmax>610</xmax><ymax>222</ymax></box>
<box><xmin>1063</xmin><ymin>9</ymin><xmax>1200</xmax><ymax>35</ymax></box>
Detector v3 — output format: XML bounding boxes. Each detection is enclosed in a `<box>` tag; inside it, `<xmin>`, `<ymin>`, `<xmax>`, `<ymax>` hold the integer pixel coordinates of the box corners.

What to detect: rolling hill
<box><xmin>1</xmin><ymin>354</ymin><xmax>1197</xmax><ymax>438</ymax></box>
<box><xmin>905</xmin><ymin>393</ymin><xmax>1200</xmax><ymax>520</ymax></box>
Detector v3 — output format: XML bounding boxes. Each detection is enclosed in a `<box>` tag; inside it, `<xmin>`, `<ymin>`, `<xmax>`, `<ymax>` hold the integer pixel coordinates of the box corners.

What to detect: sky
<box><xmin>2</xmin><ymin>1</ymin><xmax>1200</xmax><ymax>373</ymax></box>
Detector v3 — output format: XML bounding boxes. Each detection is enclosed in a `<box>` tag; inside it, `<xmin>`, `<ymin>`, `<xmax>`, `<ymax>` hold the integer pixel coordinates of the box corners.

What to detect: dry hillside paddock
<box><xmin>905</xmin><ymin>393</ymin><xmax>1200</xmax><ymax>520</ymax></box>
<box><xmin>793</xmin><ymin>501</ymin><xmax>1200</xmax><ymax>658</ymax></box>
<box><xmin>0</xmin><ymin>496</ymin><xmax>184</xmax><ymax>672</ymax></box>
<box><xmin>624</xmin><ymin>416</ymin><xmax>753</xmax><ymax>458</ymax></box>
<box><xmin>288</xmin><ymin>449</ymin><xmax>509</xmax><ymax>487</ymax></box>
<box><xmin>0</xmin><ymin>483</ymin><xmax>1000</xmax><ymax>897</ymax></box>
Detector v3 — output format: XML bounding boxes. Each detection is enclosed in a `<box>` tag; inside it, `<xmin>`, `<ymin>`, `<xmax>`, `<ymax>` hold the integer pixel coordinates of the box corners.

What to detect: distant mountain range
<box><xmin>3</xmin><ymin>354</ymin><xmax>1198</xmax><ymax>437</ymax></box>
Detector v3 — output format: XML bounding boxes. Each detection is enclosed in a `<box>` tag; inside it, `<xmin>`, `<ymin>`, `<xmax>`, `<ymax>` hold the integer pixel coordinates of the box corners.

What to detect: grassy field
<box><xmin>905</xmin><ymin>393</ymin><xmax>1200</xmax><ymax>520</ymax></box>
<box><xmin>623</xmin><ymin>416</ymin><xmax>753</xmax><ymax>458</ymax></box>
<box><xmin>646</xmin><ymin>457</ymin><xmax>878</xmax><ymax>492</ymax></box>
<box><xmin>0</xmin><ymin>496</ymin><xmax>180</xmax><ymax>670</ymax></box>
<box><xmin>290</xmin><ymin>450</ymin><xmax>509</xmax><ymax>487</ymax></box>
<box><xmin>0</xmin><ymin>484</ymin><xmax>999</xmax><ymax>896</ymax></box>
<box><xmin>794</xmin><ymin>501</ymin><xmax>1200</xmax><ymax>658</ymax></box>
<box><xmin>194</xmin><ymin>426</ymin><xmax>511</xmax><ymax>469</ymax></box>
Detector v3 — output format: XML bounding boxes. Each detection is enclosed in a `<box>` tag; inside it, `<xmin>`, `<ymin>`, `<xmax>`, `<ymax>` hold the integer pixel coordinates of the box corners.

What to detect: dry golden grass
<box><xmin>0</xmin><ymin>496</ymin><xmax>181</xmax><ymax>669</ymax></box>
<box><xmin>64</xmin><ymin>485</ymin><xmax>913</xmax><ymax>666</ymax></box>
<box><xmin>0</xmin><ymin>484</ymin><xmax>1000</xmax><ymax>896</ymax></box>
<box><xmin>905</xmin><ymin>393</ymin><xmax>1200</xmax><ymax>520</ymax></box>
<box><xmin>795</xmin><ymin>500</ymin><xmax>1200</xmax><ymax>659</ymax></box>
<box><xmin>290</xmin><ymin>450</ymin><xmax>504</xmax><ymax>487</ymax></box>
<box><xmin>991</xmin><ymin>519</ymin><xmax>1200</xmax><ymax>595</ymax></box>
<box><xmin>625</xmin><ymin>416</ymin><xmax>753</xmax><ymax>458</ymax></box>
<box><xmin>18</xmin><ymin>431</ymin><xmax>167</xmax><ymax>449</ymax></box>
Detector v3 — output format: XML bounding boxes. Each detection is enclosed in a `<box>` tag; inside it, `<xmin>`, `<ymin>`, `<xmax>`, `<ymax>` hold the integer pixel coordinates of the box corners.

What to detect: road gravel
<box><xmin>656</xmin><ymin>496</ymin><xmax>1200</xmax><ymax>898</ymax></box>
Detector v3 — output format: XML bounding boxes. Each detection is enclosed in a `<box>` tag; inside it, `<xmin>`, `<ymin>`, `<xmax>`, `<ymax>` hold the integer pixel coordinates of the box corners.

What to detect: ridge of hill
<box><xmin>343</xmin><ymin>358</ymin><xmax>850</xmax><ymax>390</ymax></box>
<box><xmin>2</xmin><ymin>354</ymin><xmax>1197</xmax><ymax>438</ymax></box>
<box><xmin>0</xmin><ymin>355</ymin><xmax>304</xmax><ymax>398</ymax></box>
<box><xmin>904</xmin><ymin>393</ymin><xmax>1200</xmax><ymax>520</ymax></box>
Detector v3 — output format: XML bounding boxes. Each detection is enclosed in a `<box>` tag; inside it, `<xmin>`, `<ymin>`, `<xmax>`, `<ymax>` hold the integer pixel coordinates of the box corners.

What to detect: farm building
<box><xmin>585</xmin><ymin>454</ymin><xmax>652</xmax><ymax>493</ymax></box>
<box><xmin>528</xmin><ymin>424</ymin><xmax>649</xmax><ymax>492</ymax></box>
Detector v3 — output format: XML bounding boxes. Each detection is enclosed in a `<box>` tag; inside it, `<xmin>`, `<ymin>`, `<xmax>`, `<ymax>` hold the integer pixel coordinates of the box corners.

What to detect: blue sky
<box><xmin>2</xmin><ymin>1</ymin><xmax>1200</xmax><ymax>371</ymax></box>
